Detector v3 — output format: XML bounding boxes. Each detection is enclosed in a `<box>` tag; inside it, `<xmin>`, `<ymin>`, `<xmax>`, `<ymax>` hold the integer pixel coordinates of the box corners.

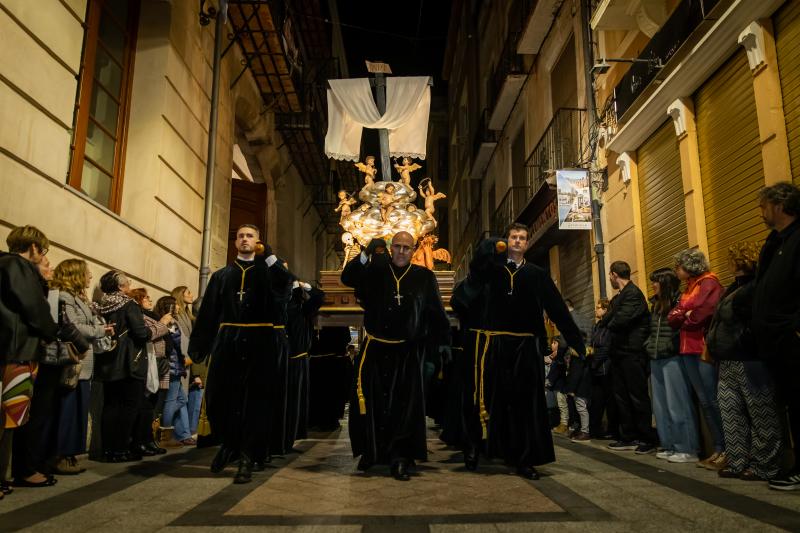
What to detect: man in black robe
<box><xmin>341</xmin><ymin>231</ymin><xmax>450</xmax><ymax>481</ymax></box>
<box><xmin>284</xmin><ymin>279</ymin><xmax>325</xmax><ymax>450</ymax></box>
<box><xmin>463</xmin><ymin>223</ymin><xmax>585</xmax><ymax>479</ymax></box>
<box><xmin>308</xmin><ymin>326</ymin><xmax>353</xmax><ymax>430</ymax></box>
<box><xmin>188</xmin><ymin>224</ymin><xmax>292</xmax><ymax>484</ymax></box>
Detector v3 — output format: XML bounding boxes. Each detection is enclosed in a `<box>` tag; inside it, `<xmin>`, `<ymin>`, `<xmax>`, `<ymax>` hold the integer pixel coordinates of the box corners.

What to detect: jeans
<box><xmin>574</xmin><ymin>396</ymin><xmax>590</xmax><ymax>433</ymax></box>
<box><xmin>680</xmin><ymin>354</ymin><xmax>725</xmax><ymax>452</ymax></box>
<box><xmin>651</xmin><ymin>356</ymin><xmax>698</xmax><ymax>454</ymax></box>
<box><xmin>187</xmin><ymin>387</ymin><xmax>203</xmax><ymax>435</ymax></box>
<box><xmin>163</xmin><ymin>378</ymin><xmax>191</xmax><ymax>441</ymax></box>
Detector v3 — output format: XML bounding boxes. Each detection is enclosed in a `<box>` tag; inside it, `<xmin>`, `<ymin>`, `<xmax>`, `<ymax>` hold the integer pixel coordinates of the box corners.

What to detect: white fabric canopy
<box><xmin>325</xmin><ymin>76</ymin><xmax>431</xmax><ymax>162</ymax></box>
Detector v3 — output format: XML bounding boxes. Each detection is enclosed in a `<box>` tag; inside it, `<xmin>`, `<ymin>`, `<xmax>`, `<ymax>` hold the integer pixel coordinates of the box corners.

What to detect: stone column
<box><xmin>739</xmin><ymin>19</ymin><xmax>792</xmax><ymax>185</ymax></box>
<box><xmin>667</xmin><ymin>98</ymin><xmax>709</xmax><ymax>256</ymax></box>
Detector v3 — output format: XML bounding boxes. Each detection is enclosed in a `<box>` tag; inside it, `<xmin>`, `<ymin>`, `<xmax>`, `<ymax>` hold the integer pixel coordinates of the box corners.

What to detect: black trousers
<box><xmin>611</xmin><ymin>354</ymin><xmax>656</xmax><ymax>444</ymax></box>
<box><xmin>590</xmin><ymin>373</ymin><xmax>618</xmax><ymax>437</ymax></box>
<box><xmin>12</xmin><ymin>364</ymin><xmax>61</xmax><ymax>479</ymax></box>
<box><xmin>133</xmin><ymin>390</ymin><xmax>162</xmax><ymax>447</ymax></box>
<box><xmin>101</xmin><ymin>377</ymin><xmax>144</xmax><ymax>453</ymax></box>
<box><xmin>769</xmin><ymin>356</ymin><xmax>800</xmax><ymax>468</ymax></box>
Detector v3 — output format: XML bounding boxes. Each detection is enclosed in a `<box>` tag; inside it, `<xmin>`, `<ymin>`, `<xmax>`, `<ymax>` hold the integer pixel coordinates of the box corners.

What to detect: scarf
<box><xmin>96</xmin><ymin>292</ymin><xmax>132</xmax><ymax>315</ymax></box>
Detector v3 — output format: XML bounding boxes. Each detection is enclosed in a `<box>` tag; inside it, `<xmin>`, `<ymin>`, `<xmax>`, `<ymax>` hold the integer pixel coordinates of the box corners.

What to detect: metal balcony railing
<box><xmin>491</xmin><ymin>185</ymin><xmax>531</xmax><ymax>236</ymax></box>
<box><xmin>473</xmin><ymin>108</ymin><xmax>499</xmax><ymax>156</ymax></box>
<box><xmin>525</xmin><ymin>108</ymin><xmax>588</xmax><ymax>194</ymax></box>
<box><xmin>488</xmin><ymin>30</ymin><xmax>525</xmax><ymax>109</ymax></box>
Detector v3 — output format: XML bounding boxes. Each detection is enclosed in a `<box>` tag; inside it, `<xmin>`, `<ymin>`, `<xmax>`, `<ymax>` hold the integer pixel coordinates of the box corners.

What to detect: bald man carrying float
<box><xmin>342</xmin><ymin>232</ymin><xmax>451</xmax><ymax>481</ymax></box>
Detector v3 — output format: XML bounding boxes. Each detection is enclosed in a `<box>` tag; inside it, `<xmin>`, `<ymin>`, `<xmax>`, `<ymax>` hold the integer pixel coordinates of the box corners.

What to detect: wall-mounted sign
<box><xmin>556</xmin><ymin>169</ymin><xmax>592</xmax><ymax>230</ymax></box>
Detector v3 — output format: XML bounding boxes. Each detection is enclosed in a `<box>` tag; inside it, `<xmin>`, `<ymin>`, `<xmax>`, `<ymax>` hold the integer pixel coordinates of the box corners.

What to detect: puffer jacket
<box><xmin>668</xmin><ymin>272</ymin><xmax>724</xmax><ymax>355</ymax></box>
<box><xmin>644</xmin><ymin>308</ymin><xmax>680</xmax><ymax>360</ymax></box>
<box><xmin>706</xmin><ymin>275</ymin><xmax>756</xmax><ymax>361</ymax></box>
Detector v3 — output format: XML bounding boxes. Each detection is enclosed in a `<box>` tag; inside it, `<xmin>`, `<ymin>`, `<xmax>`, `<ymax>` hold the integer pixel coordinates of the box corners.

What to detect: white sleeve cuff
<box><xmin>359</xmin><ymin>252</ymin><xmax>368</xmax><ymax>264</ymax></box>
<box><xmin>266</xmin><ymin>254</ymin><xmax>278</xmax><ymax>267</ymax></box>
<box><xmin>292</xmin><ymin>280</ymin><xmax>300</xmax><ymax>290</ymax></box>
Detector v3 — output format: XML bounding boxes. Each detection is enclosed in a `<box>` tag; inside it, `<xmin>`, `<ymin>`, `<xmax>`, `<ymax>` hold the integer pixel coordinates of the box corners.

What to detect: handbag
<box><xmin>145</xmin><ymin>342</ymin><xmax>159</xmax><ymax>394</ymax></box>
<box><xmin>92</xmin><ymin>314</ymin><xmax>116</xmax><ymax>354</ymax></box>
<box><xmin>43</xmin><ymin>300</ymin><xmax>83</xmax><ymax>366</ymax></box>
<box><xmin>60</xmin><ymin>362</ymin><xmax>82</xmax><ymax>389</ymax></box>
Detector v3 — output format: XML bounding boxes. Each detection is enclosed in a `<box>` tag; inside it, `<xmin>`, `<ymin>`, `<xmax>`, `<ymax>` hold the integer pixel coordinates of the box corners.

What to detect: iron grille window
<box><xmin>68</xmin><ymin>0</ymin><xmax>139</xmax><ymax>211</ymax></box>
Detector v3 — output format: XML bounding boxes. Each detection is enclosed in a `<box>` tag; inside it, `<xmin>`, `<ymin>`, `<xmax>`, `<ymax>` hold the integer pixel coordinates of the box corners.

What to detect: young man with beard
<box><xmin>463</xmin><ymin>223</ymin><xmax>584</xmax><ymax>480</ymax></box>
<box><xmin>189</xmin><ymin>224</ymin><xmax>293</xmax><ymax>484</ymax></box>
<box><xmin>341</xmin><ymin>231</ymin><xmax>450</xmax><ymax>481</ymax></box>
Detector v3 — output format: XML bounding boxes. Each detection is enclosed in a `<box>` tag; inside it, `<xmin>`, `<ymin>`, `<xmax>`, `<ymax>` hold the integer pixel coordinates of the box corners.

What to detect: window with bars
<box><xmin>68</xmin><ymin>0</ymin><xmax>139</xmax><ymax>211</ymax></box>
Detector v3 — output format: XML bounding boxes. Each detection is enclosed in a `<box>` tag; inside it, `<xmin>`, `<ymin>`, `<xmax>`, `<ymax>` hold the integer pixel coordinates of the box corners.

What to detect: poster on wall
<box><xmin>556</xmin><ymin>169</ymin><xmax>592</xmax><ymax>230</ymax></box>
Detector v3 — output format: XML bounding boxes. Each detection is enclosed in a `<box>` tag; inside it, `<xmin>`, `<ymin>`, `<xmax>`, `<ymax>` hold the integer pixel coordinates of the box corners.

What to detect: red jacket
<box><xmin>667</xmin><ymin>272</ymin><xmax>724</xmax><ymax>355</ymax></box>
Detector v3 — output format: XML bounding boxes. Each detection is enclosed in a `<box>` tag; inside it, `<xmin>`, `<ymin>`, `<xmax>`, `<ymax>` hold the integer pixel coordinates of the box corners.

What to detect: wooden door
<box><xmin>227</xmin><ymin>179</ymin><xmax>268</xmax><ymax>264</ymax></box>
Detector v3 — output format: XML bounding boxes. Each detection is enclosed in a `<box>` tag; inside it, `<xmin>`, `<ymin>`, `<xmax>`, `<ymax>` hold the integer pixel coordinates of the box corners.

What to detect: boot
<box><xmin>157</xmin><ymin>427</ymin><xmax>184</xmax><ymax>449</ymax></box>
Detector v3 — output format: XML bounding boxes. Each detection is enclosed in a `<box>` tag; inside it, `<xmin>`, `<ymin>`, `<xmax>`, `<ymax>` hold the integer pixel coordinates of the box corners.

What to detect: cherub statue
<box><xmin>355</xmin><ymin>156</ymin><xmax>377</xmax><ymax>187</ymax></box>
<box><xmin>393</xmin><ymin>156</ymin><xmax>421</xmax><ymax>186</ymax></box>
<box><xmin>378</xmin><ymin>183</ymin><xmax>397</xmax><ymax>223</ymax></box>
<box><xmin>418</xmin><ymin>179</ymin><xmax>447</xmax><ymax>225</ymax></box>
<box><xmin>334</xmin><ymin>190</ymin><xmax>357</xmax><ymax>222</ymax></box>
<box><xmin>341</xmin><ymin>232</ymin><xmax>362</xmax><ymax>267</ymax></box>
<box><xmin>411</xmin><ymin>234</ymin><xmax>452</xmax><ymax>270</ymax></box>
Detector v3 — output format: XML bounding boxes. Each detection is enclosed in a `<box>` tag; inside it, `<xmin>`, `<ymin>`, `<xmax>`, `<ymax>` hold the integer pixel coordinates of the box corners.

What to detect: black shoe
<box><xmin>464</xmin><ymin>446</ymin><xmax>479</xmax><ymax>471</ymax></box>
<box><xmin>210</xmin><ymin>446</ymin><xmax>236</xmax><ymax>474</ymax></box>
<box><xmin>607</xmin><ymin>440</ymin><xmax>637</xmax><ymax>451</ymax></box>
<box><xmin>634</xmin><ymin>443</ymin><xmax>657</xmax><ymax>455</ymax></box>
<box><xmin>133</xmin><ymin>444</ymin><xmax>157</xmax><ymax>457</ymax></box>
<box><xmin>233</xmin><ymin>455</ymin><xmax>253</xmax><ymax>484</ymax></box>
<box><xmin>516</xmin><ymin>465</ymin><xmax>540</xmax><ymax>480</ymax></box>
<box><xmin>145</xmin><ymin>442</ymin><xmax>167</xmax><ymax>455</ymax></box>
<box><xmin>391</xmin><ymin>461</ymin><xmax>411</xmax><ymax>481</ymax></box>
<box><xmin>252</xmin><ymin>460</ymin><xmax>267</xmax><ymax>472</ymax></box>
<box><xmin>356</xmin><ymin>456</ymin><xmax>373</xmax><ymax>472</ymax></box>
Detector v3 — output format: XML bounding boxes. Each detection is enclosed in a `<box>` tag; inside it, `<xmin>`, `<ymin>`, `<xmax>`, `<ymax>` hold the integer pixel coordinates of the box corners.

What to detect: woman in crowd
<box><xmin>589</xmin><ymin>298</ymin><xmax>617</xmax><ymax>440</ymax></box>
<box><xmin>129</xmin><ymin>288</ymin><xmax>170</xmax><ymax>455</ymax></box>
<box><xmin>171</xmin><ymin>286</ymin><xmax>203</xmax><ymax>435</ymax></box>
<box><xmin>668</xmin><ymin>249</ymin><xmax>726</xmax><ymax>470</ymax></box>
<box><xmin>95</xmin><ymin>270</ymin><xmax>150</xmax><ymax>462</ymax></box>
<box><xmin>155</xmin><ymin>296</ymin><xmax>194</xmax><ymax>446</ymax></box>
<box><xmin>51</xmin><ymin>260</ymin><xmax>113</xmax><ymax>474</ymax></box>
<box><xmin>706</xmin><ymin>242</ymin><xmax>783</xmax><ymax>480</ymax></box>
<box><xmin>646</xmin><ymin>268</ymin><xmax>698</xmax><ymax>463</ymax></box>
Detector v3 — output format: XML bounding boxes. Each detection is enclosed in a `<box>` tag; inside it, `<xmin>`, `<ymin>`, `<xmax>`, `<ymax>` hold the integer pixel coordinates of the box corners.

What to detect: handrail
<box><xmin>524</xmin><ymin>108</ymin><xmax>588</xmax><ymax>194</ymax></box>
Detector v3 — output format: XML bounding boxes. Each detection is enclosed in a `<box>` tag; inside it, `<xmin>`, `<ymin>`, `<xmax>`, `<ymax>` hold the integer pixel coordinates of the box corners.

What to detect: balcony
<box><xmin>488</xmin><ymin>31</ymin><xmax>527</xmax><ymax>131</ymax></box>
<box><xmin>525</xmin><ymin>108</ymin><xmax>588</xmax><ymax>194</ymax></box>
<box><xmin>590</xmin><ymin>0</ymin><xmax>671</xmax><ymax>34</ymax></box>
<box><xmin>470</xmin><ymin>109</ymin><xmax>499</xmax><ymax>179</ymax></box>
<box><xmin>517</xmin><ymin>0</ymin><xmax>562</xmax><ymax>55</ymax></box>
<box><xmin>491</xmin><ymin>186</ymin><xmax>531</xmax><ymax>236</ymax></box>
<box><xmin>454</xmin><ymin>205</ymin><xmax>483</xmax><ymax>269</ymax></box>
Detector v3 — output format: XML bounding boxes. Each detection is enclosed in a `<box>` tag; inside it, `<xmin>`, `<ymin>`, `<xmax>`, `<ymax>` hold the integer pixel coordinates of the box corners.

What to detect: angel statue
<box><xmin>418</xmin><ymin>178</ymin><xmax>447</xmax><ymax>225</ymax></box>
<box><xmin>355</xmin><ymin>156</ymin><xmax>378</xmax><ymax>187</ymax></box>
<box><xmin>334</xmin><ymin>190</ymin><xmax>357</xmax><ymax>222</ymax></box>
<box><xmin>341</xmin><ymin>232</ymin><xmax>362</xmax><ymax>267</ymax></box>
<box><xmin>411</xmin><ymin>234</ymin><xmax>452</xmax><ymax>270</ymax></box>
<box><xmin>378</xmin><ymin>183</ymin><xmax>397</xmax><ymax>223</ymax></box>
<box><xmin>393</xmin><ymin>156</ymin><xmax>421</xmax><ymax>186</ymax></box>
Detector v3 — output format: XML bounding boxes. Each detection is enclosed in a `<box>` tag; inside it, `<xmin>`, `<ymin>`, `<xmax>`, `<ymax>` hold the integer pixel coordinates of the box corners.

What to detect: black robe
<box><xmin>465</xmin><ymin>239</ymin><xmax>585</xmax><ymax>467</ymax></box>
<box><xmin>308</xmin><ymin>326</ymin><xmax>353</xmax><ymax>430</ymax></box>
<box><xmin>285</xmin><ymin>285</ymin><xmax>325</xmax><ymax>448</ymax></box>
<box><xmin>341</xmin><ymin>253</ymin><xmax>450</xmax><ymax>464</ymax></box>
<box><xmin>188</xmin><ymin>257</ymin><xmax>292</xmax><ymax>461</ymax></box>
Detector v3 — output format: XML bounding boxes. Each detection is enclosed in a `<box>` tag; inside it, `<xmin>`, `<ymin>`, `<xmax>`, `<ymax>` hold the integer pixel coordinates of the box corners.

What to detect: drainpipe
<box><xmin>581</xmin><ymin>0</ymin><xmax>607</xmax><ymax>299</ymax></box>
<box><xmin>198</xmin><ymin>0</ymin><xmax>228</xmax><ymax>298</ymax></box>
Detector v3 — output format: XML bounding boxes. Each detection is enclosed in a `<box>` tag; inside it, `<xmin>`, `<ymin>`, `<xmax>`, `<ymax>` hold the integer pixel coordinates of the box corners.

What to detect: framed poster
<box><xmin>556</xmin><ymin>169</ymin><xmax>592</xmax><ymax>230</ymax></box>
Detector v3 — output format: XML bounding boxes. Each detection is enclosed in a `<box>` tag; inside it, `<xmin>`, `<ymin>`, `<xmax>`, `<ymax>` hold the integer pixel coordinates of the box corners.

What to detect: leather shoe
<box><xmin>145</xmin><ymin>442</ymin><xmax>167</xmax><ymax>455</ymax></box>
<box><xmin>718</xmin><ymin>467</ymin><xmax>742</xmax><ymax>479</ymax></box>
<box><xmin>133</xmin><ymin>444</ymin><xmax>157</xmax><ymax>457</ymax></box>
<box><xmin>233</xmin><ymin>455</ymin><xmax>253</xmax><ymax>484</ymax></box>
<box><xmin>357</xmin><ymin>456</ymin><xmax>373</xmax><ymax>472</ymax></box>
<box><xmin>516</xmin><ymin>465</ymin><xmax>540</xmax><ymax>480</ymax></box>
<box><xmin>391</xmin><ymin>461</ymin><xmax>411</xmax><ymax>481</ymax></box>
<box><xmin>252</xmin><ymin>460</ymin><xmax>267</xmax><ymax>472</ymax></box>
<box><xmin>464</xmin><ymin>446</ymin><xmax>479</xmax><ymax>471</ymax></box>
<box><xmin>210</xmin><ymin>446</ymin><xmax>237</xmax><ymax>474</ymax></box>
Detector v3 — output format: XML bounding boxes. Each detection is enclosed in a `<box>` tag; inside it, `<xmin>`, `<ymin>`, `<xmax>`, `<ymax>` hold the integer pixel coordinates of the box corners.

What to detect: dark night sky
<box><xmin>333</xmin><ymin>0</ymin><xmax>451</xmax><ymax>170</ymax></box>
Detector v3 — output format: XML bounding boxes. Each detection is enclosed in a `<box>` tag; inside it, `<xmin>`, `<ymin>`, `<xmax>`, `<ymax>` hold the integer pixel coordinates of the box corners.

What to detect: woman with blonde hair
<box><xmin>171</xmin><ymin>286</ymin><xmax>205</xmax><ymax>436</ymax></box>
<box><xmin>51</xmin><ymin>259</ymin><xmax>113</xmax><ymax>474</ymax></box>
<box><xmin>706</xmin><ymin>242</ymin><xmax>783</xmax><ymax>481</ymax></box>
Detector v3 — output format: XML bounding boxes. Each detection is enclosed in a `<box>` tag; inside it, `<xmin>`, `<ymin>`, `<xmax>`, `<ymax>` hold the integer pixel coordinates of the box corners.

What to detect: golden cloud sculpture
<box><xmin>340</xmin><ymin>181</ymin><xmax>436</xmax><ymax>246</ymax></box>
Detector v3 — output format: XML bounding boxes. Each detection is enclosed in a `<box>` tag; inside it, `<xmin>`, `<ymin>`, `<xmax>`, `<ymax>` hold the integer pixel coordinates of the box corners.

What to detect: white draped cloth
<box><xmin>325</xmin><ymin>76</ymin><xmax>431</xmax><ymax>161</ymax></box>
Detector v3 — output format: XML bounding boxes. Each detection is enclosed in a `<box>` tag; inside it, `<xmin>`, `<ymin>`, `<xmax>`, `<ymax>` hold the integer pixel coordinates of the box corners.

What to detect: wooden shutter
<box><xmin>695</xmin><ymin>49</ymin><xmax>767</xmax><ymax>285</ymax></box>
<box><xmin>637</xmin><ymin>120</ymin><xmax>689</xmax><ymax>286</ymax></box>
<box><xmin>776</xmin><ymin>0</ymin><xmax>800</xmax><ymax>187</ymax></box>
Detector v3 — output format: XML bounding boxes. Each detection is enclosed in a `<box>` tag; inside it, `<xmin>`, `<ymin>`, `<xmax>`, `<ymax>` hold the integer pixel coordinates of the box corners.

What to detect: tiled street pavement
<box><xmin>2</xmin><ymin>423</ymin><xmax>799</xmax><ymax>532</ymax></box>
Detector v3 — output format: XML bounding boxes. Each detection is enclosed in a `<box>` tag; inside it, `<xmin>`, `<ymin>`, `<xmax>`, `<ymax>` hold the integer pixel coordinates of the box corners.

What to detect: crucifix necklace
<box><xmin>504</xmin><ymin>259</ymin><xmax>525</xmax><ymax>295</ymax></box>
<box><xmin>235</xmin><ymin>262</ymin><xmax>255</xmax><ymax>302</ymax></box>
<box><xmin>389</xmin><ymin>263</ymin><xmax>412</xmax><ymax>306</ymax></box>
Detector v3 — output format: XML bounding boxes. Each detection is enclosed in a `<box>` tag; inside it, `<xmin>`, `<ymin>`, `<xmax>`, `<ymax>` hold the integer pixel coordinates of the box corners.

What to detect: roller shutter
<box><xmin>558</xmin><ymin>233</ymin><xmax>593</xmax><ymax>338</ymax></box>
<box><xmin>776</xmin><ymin>0</ymin><xmax>800</xmax><ymax>187</ymax></box>
<box><xmin>637</xmin><ymin>120</ymin><xmax>689</xmax><ymax>287</ymax></box>
<box><xmin>695</xmin><ymin>49</ymin><xmax>767</xmax><ymax>285</ymax></box>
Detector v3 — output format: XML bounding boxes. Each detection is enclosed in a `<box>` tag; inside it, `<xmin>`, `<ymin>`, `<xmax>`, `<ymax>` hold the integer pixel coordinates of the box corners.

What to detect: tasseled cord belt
<box><xmin>356</xmin><ymin>332</ymin><xmax>406</xmax><ymax>415</ymax></box>
<box><xmin>469</xmin><ymin>329</ymin><xmax>535</xmax><ymax>440</ymax></box>
<box><xmin>196</xmin><ymin>322</ymin><xmax>285</xmax><ymax>437</ymax></box>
